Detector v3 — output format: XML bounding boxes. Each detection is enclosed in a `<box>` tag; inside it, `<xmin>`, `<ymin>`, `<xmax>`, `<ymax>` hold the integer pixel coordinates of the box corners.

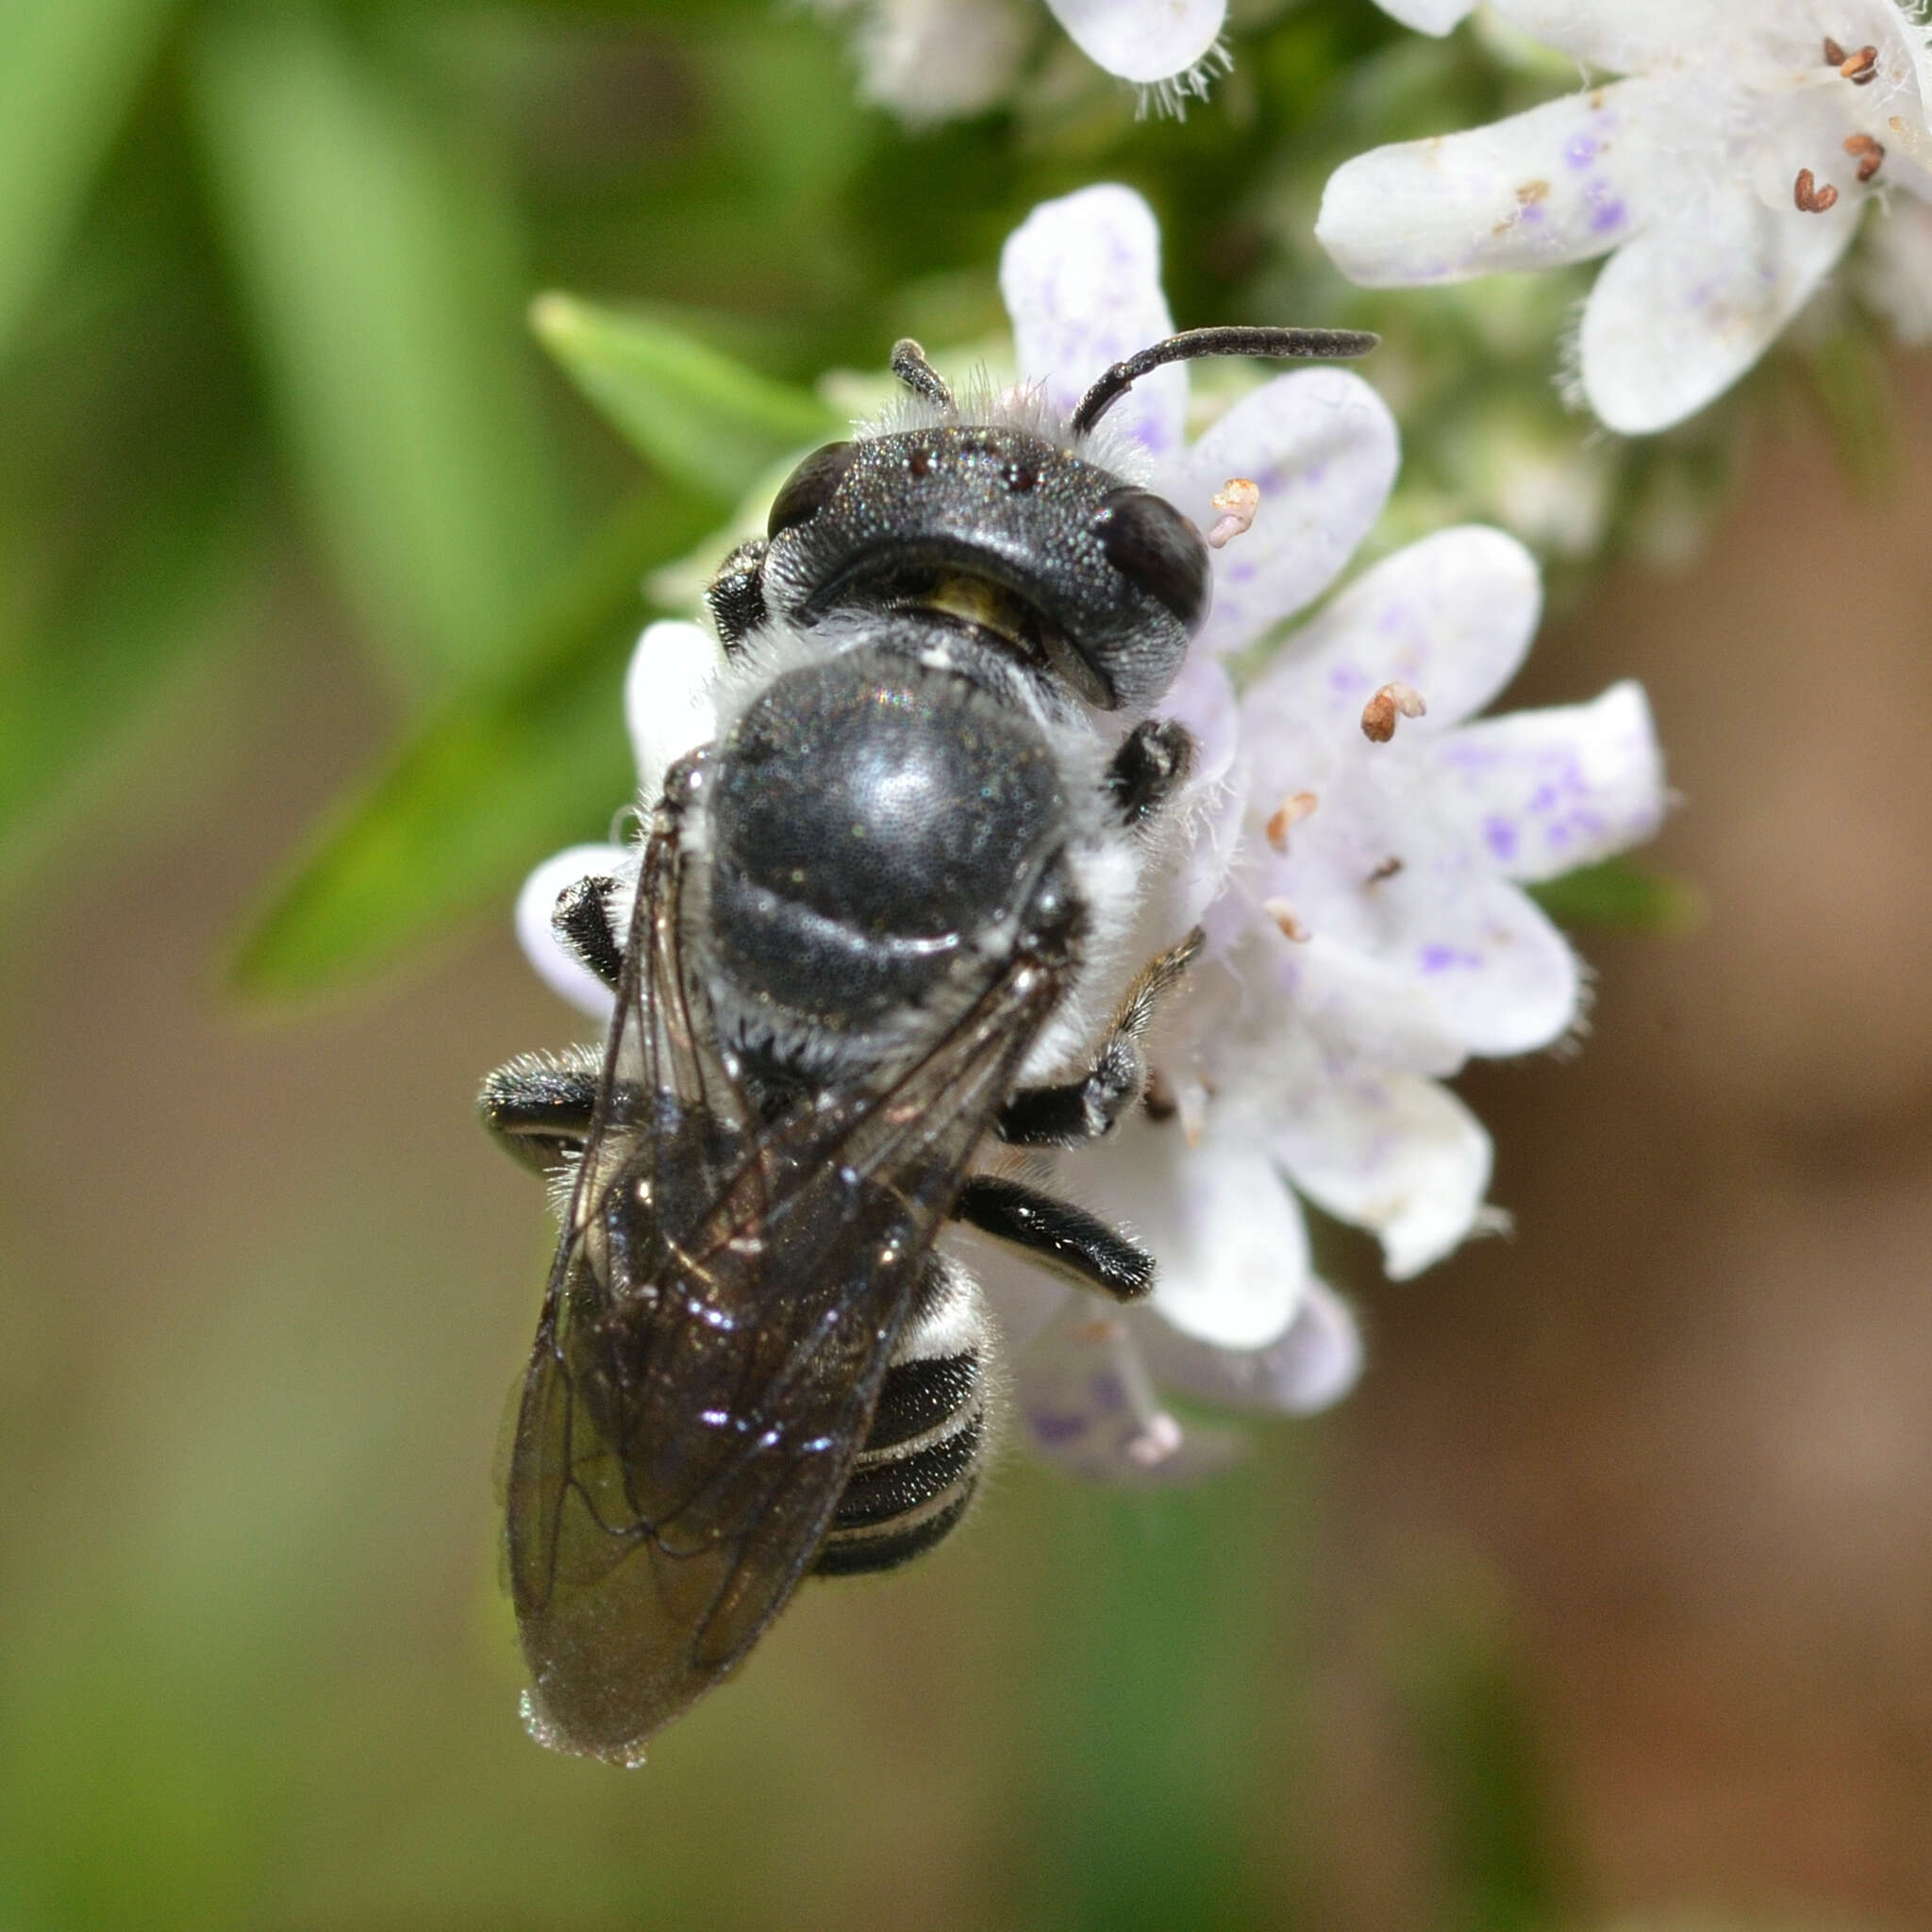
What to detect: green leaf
<box><xmin>0</xmin><ymin>0</ymin><xmax>181</xmax><ymax>361</ymax></box>
<box><xmin>1529</xmin><ymin>856</ymin><xmax>1704</xmax><ymax>933</ymax></box>
<box><xmin>188</xmin><ymin>7</ymin><xmax>572</xmax><ymax>696</ymax></box>
<box><xmin>230</xmin><ymin>483</ymin><xmax>719</xmax><ymax>1002</ymax></box>
<box><xmin>532</xmin><ymin>293</ymin><xmax>838</xmax><ymax>501</ymax></box>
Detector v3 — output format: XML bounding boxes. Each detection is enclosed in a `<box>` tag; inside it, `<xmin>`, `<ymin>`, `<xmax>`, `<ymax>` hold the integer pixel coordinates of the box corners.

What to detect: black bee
<box><xmin>480</xmin><ymin>325</ymin><xmax>1374</xmax><ymax>1763</ymax></box>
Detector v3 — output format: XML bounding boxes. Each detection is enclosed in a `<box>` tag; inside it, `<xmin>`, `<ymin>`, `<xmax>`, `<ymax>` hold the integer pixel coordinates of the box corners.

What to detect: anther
<box><xmin>1367</xmin><ymin>856</ymin><xmax>1404</xmax><ymax>884</ymax></box>
<box><xmin>1845</xmin><ymin>132</ymin><xmax>1885</xmax><ymax>181</ymax></box>
<box><xmin>1824</xmin><ymin>36</ymin><xmax>1847</xmax><ymax>64</ymax></box>
<box><xmin>1360</xmin><ymin>681</ymin><xmax>1426</xmax><ymax>742</ymax></box>
<box><xmin>1794</xmin><ymin>168</ymin><xmax>1840</xmax><ymax>212</ymax></box>
<box><xmin>1840</xmin><ymin>44</ymin><xmax>1878</xmax><ymax>83</ymax></box>
<box><xmin>1264</xmin><ymin>790</ymin><xmax>1318</xmax><ymax>853</ymax></box>
<box><xmin>1206</xmin><ymin>476</ymin><xmax>1260</xmax><ymax>549</ymax></box>
<box><xmin>1263</xmin><ymin>897</ymin><xmax>1309</xmax><ymax>941</ymax></box>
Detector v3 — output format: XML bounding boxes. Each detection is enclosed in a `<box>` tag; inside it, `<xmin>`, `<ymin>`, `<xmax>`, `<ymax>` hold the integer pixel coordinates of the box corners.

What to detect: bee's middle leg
<box><xmin>995</xmin><ymin>925</ymin><xmax>1203</xmax><ymax>1148</ymax></box>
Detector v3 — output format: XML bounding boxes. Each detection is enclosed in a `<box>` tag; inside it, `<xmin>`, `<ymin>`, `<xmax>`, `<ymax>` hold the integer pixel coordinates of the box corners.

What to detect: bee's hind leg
<box><xmin>953</xmin><ymin>1176</ymin><xmax>1153</xmax><ymax>1302</ymax></box>
<box><xmin>995</xmin><ymin>926</ymin><xmax>1203</xmax><ymax>1148</ymax></box>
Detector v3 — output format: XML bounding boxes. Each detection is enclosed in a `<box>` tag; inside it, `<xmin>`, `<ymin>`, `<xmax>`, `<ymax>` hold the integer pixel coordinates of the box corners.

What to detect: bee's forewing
<box><xmin>505</xmin><ymin>820</ymin><xmax>1060</xmax><ymax>1763</ymax></box>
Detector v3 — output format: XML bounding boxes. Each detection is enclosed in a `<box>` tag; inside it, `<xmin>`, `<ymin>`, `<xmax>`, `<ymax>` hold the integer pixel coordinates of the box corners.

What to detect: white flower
<box><xmin>515</xmin><ymin>183</ymin><xmax>1667</xmax><ymax>1484</ymax></box>
<box><xmin>809</xmin><ymin>0</ymin><xmax>1229</xmax><ymax>122</ymax></box>
<box><xmin>1320</xmin><ymin>0</ymin><xmax>1932</xmax><ymax>431</ymax></box>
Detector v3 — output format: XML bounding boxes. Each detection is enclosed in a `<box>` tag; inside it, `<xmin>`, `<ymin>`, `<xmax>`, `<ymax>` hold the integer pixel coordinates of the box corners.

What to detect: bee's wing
<box><xmin>505</xmin><ymin>817</ymin><xmax>1059</xmax><ymax>1763</ymax></box>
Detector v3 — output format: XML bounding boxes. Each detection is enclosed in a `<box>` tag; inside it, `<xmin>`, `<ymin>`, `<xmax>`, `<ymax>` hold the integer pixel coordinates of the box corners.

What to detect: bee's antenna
<box><xmin>1069</xmin><ymin>325</ymin><xmax>1379</xmax><ymax>438</ymax></box>
<box><xmin>891</xmin><ymin>338</ymin><xmax>956</xmax><ymax>411</ymax></box>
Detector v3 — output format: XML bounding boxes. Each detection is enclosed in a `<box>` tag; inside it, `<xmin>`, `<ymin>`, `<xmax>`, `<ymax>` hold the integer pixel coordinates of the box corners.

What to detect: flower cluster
<box><xmin>1327</xmin><ymin>0</ymin><xmax>1932</xmax><ymax>431</ymax></box>
<box><xmin>518</xmin><ymin>186</ymin><xmax>1667</xmax><ymax>1481</ymax></box>
<box><xmin>809</xmin><ymin>0</ymin><xmax>1228</xmax><ymax>122</ymax></box>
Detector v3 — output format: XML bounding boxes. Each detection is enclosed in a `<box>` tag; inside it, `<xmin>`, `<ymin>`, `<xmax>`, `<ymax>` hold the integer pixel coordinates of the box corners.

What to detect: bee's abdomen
<box><xmin>815</xmin><ymin>1255</ymin><xmax>990</xmax><ymax>1578</ymax></box>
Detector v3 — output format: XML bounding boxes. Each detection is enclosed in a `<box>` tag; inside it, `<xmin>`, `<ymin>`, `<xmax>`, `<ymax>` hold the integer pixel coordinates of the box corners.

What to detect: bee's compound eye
<box><xmin>768</xmin><ymin>441</ymin><xmax>858</xmax><ymax>539</ymax></box>
<box><xmin>1094</xmin><ymin>488</ymin><xmax>1210</xmax><ymax>634</ymax></box>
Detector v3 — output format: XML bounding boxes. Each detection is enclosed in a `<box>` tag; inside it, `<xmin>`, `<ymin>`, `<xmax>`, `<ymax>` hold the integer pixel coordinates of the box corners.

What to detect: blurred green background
<box><xmin>3</xmin><ymin>1</ymin><xmax>1931</xmax><ymax>1926</ymax></box>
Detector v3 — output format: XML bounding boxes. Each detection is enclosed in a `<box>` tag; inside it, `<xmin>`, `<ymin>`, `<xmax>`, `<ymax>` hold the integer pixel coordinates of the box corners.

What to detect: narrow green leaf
<box><xmin>532</xmin><ymin>293</ymin><xmax>838</xmax><ymax>501</ymax></box>
<box><xmin>188</xmin><ymin>7</ymin><xmax>572</xmax><ymax>695</ymax></box>
<box><xmin>230</xmin><ymin>484</ymin><xmax>719</xmax><ymax>1001</ymax></box>
<box><xmin>0</xmin><ymin>0</ymin><xmax>181</xmax><ymax>360</ymax></box>
<box><xmin>1529</xmin><ymin>856</ymin><xmax>1705</xmax><ymax>934</ymax></box>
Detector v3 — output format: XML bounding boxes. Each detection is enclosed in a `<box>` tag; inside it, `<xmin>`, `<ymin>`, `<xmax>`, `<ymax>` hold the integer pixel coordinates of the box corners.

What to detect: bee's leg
<box><xmin>705</xmin><ymin>537</ymin><xmax>768</xmax><ymax>652</ymax></box>
<box><xmin>996</xmin><ymin>926</ymin><xmax>1203</xmax><ymax>1147</ymax></box>
<box><xmin>816</xmin><ymin>1253</ymin><xmax>988</xmax><ymax>1577</ymax></box>
<box><xmin>477</xmin><ymin>1048</ymin><xmax>600</xmax><ymax>1173</ymax></box>
<box><xmin>1106</xmin><ymin>718</ymin><xmax>1194</xmax><ymax>827</ymax></box>
<box><xmin>953</xmin><ymin>1176</ymin><xmax>1153</xmax><ymax>1301</ymax></box>
<box><xmin>551</xmin><ymin>875</ymin><xmax>625</xmax><ymax>991</ymax></box>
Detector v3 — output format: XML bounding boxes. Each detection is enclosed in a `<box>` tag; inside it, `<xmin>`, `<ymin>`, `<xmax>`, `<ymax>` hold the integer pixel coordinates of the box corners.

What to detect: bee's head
<box><xmin>758</xmin><ymin>424</ymin><xmax>1208</xmax><ymax>711</ymax></box>
<box><xmin>753</xmin><ymin>326</ymin><xmax>1375</xmax><ymax>712</ymax></box>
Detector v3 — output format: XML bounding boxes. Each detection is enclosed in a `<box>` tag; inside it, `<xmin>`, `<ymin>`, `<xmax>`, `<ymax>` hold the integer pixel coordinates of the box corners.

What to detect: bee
<box><xmin>480</xmin><ymin>324</ymin><xmax>1375</xmax><ymax>1764</ymax></box>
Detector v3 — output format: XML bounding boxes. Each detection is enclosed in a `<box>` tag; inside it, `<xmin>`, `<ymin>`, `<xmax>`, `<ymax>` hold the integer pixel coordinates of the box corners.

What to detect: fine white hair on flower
<box><xmin>514</xmin><ymin>182</ymin><xmax>1668</xmax><ymax>1485</ymax></box>
<box><xmin>808</xmin><ymin>0</ymin><xmax>1228</xmax><ymax>123</ymax></box>
<box><xmin>1324</xmin><ymin>0</ymin><xmax>1932</xmax><ymax>432</ymax></box>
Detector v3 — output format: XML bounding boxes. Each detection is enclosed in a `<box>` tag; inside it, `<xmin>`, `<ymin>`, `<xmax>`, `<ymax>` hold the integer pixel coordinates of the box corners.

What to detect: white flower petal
<box><xmin>1428</xmin><ymin>680</ymin><xmax>1666</xmax><ymax>885</ymax></box>
<box><xmin>1580</xmin><ymin>189</ymin><xmax>1859</xmax><ymax>433</ymax></box>
<box><xmin>1041</xmin><ymin>0</ymin><xmax>1225</xmax><ymax>86</ymax></box>
<box><xmin>1484</xmin><ymin>0</ymin><xmax>1734</xmax><ymax>72</ymax></box>
<box><xmin>1270</xmin><ymin>1067</ymin><xmax>1492</xmax><ymax>1278</ymax></box>
<box><xmin>1000</xmin><ymin>185</ymin><xmax>1186</xmax><ymax>463</ymax></box>
<box><xmin>1077</xmin><ymin>1108</ymin><xmax>1310</xmax><ymax>1349</ymax></box>
<box><xmin>1317</xmin><ymin>80</ymin><xmax>1688</xmax><ymax>285</ymax></box>
<box><xmin>1369</xmin><ymin>0</ymin><xmax>1474</xmax><ymax>33</ymax></box>
<box><xmin>515</xmin><ymin>843</ymin><xmax>631</xmax><ymax>1020</ymax></box>
<box><xmin>1248</xmin><ymin>525</ymin><xmax>1541</xmax><ymax>735</ymax></box>
<box><xmin>1390</xmin><ymin>873</ymin><xmax>1579</xmax><ymax>1056</ymax></box>
<box><xmin>1220</xmin><ymin>931</ymin><xmax>1474</xmax><ymax>1078</ymax></box>
<box><xmin>1139</xmin><ymin>1276</ymin><xmax>1362</xmax><ymax>1414</ymax></box>
<box><xmin>852</xmin><ymin>0</ymin><xmax>1034</xmax><ymax>124</ymax></box>
<box><xmin>625</xmin><ymin>620</ymin><xmax>724</xmax><ymax>803</ymax></box>
<box><xmin>1859</xmin><ymin>194</ymin><xmax>1932</xmax><ymax>344</ymax></box>
<box><xmin>1015</xmin><ymin>1300</ymin><xmax>1241</xmax><ymax>1483</ymax></box>
<box><xmin>1172</xmin><ymin>367</ymin><xmax>1399</xmax><ymax>658</ymax></box>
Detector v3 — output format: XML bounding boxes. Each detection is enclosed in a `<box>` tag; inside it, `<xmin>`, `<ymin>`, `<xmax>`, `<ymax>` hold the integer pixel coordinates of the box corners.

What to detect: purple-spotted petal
<box><xmin>1015</xmin><ymin>1301</ymin><xmax>1241</xmax><ymax>1483</ymax></box>
<box><xmin>625</xmin><ymin>619</ymin><xmax>724</xmax><ymax>803</ymax></box>
<box><xmin>1139</xmin><ymin>1276</ymin><xmax>1362</xmax><ymax>1414</ymax></box>
<box><xmin>1389</xmin><ymin>874</ymin><xmax>1580</xmax><ymax>1056</ymax></box>
<box><xmin>1580</xmin><ymin>187</ymin><xmax>1859</xmax><ymax>433</ymax></box>
<box><xmin>515</xmin><ymin>843</ymin><xmax>631</xmax><ymax>1020</ymax></box>
<box><xmin>1247</xmin><ymin>525</ymin><xmax>1541</xmax><ymax>736</ymax></box>
<box><xmin>1317</xmin><ymin>79</ymin><xmax>1688</xmax><ymax>286</ymax></box>
<box><xmin>1428</xmin><ymin>680</ymin><xmax>1666</xmax><ymax>885</ymax></box>
<box><xmin>1269</xmin><ymin>1067</ymin><xmax>1492</xmax><ymax>1279</ymax></box>
<box><xmin>1041</xmin><ymin>0</ymin><xmax>1225</xmax><ymax>86</ymax></box>
<box><xmin>1000</xmin><ymin>185</ymin><xmax>1186</xmax><ymax>464</ymax></box>
<box><xmin>1171</xmin><ymin>367</ymin><xmax>1399</xmax><ymax>658</ymax></box>
<box><xmin>1074</xmin><ymin>1106</ymin><xmax>1310</xmax><ymax>1350</ymax></box>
